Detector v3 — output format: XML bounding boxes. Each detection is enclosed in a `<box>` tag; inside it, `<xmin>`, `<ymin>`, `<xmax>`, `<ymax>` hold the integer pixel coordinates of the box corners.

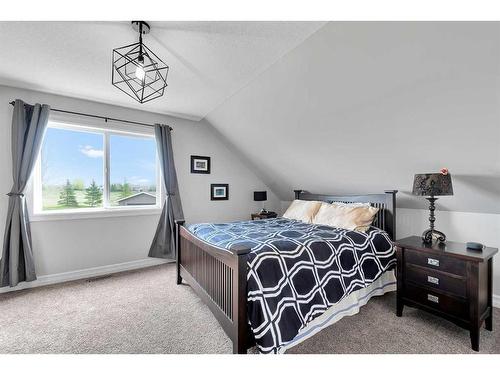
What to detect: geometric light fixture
<box><xmin>112</xmin><ymin>21</ymin><xmax>169</xmax><ymax>104</ymax></box>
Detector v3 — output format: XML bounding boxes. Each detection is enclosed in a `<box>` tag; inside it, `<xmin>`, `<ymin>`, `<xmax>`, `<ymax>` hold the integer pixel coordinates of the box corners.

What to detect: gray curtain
<box><xmin>149</xmin><ymin>124</ymin><xmax>183</xmax><ymax>259</ymax></box>
<box><xmin>1</xmin><ymin>100</ymin><xmax>50</xmax><ymax>287</ymax></box>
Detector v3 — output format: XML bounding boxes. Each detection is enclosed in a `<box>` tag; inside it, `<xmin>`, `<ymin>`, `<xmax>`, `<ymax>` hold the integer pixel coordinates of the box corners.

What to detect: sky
<box><xmin>41</xmin><ymin>126</ymin><xmax>157</xmax><ymax>188</ymax></box>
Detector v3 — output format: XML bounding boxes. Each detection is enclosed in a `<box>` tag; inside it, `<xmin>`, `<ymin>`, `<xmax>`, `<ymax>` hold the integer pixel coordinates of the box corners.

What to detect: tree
<box><xmin>73</xmin><ymin>178</ymin><xmax>85</xmax><ymax>191</ymax></box>
<box><xmin>110</xmin><ymin>183</ymin><xmax>123</xmax><ymax>192</ymax></box>
<box><xmin>121</xmin><ymin>179</ymin><xmax>132</xmax><ymax>198</ymax></box>
<box><xmin>84</xmin><ymin>180</ymin><xmax>103</xmax><ymax>207</ymax></box>
<box><xmin>58</xmin><ymin>180</ymin><xmax>78</xmax><ymax>207</ymax></box>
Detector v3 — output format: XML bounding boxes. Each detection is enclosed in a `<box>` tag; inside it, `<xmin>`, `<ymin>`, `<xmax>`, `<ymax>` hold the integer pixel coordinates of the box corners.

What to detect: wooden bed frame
<box><xmin>175</xmin><ymin>189</ymin><xmax>397</xmax><ymax>353</ymax></box>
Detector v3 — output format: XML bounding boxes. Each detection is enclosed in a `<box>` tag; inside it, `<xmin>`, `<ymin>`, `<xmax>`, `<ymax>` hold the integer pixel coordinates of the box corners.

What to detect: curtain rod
<box><xmin>8</xmin><ymin>101</ymin><xmax>172</xmax><ymax>131</ymax></box>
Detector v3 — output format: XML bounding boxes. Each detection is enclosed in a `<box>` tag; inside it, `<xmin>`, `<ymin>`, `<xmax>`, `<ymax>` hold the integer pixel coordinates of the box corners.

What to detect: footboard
<box><xmin>175</xmin><ymin>220</ymin><xmax>252</xmax><ymax>354</ymax></box>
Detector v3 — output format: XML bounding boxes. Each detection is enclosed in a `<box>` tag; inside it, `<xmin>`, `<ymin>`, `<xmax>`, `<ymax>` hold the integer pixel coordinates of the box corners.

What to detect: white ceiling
<box><xmin>0</xmin><ymin>21</ymin><xmax>325</xmax><ymax>120</ymax></box>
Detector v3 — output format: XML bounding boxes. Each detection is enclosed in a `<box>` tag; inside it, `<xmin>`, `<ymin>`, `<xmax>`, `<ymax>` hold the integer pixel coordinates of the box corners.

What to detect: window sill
<box><xmin>30</xmin><ymin>207</ymin><xmax>162</xmax><ymax>222</ymax></box>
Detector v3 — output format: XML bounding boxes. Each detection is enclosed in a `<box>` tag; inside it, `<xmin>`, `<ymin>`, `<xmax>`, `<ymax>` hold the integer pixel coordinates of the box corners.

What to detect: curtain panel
<box><xmin>1</xmin><ymin>99</ymin><xmax>50</xmax><ymax>287</ymax></box>
<box><xmin>149</xmin><ymin>124</ymin><xmax>183</xmax><ymax>259</ymax></box>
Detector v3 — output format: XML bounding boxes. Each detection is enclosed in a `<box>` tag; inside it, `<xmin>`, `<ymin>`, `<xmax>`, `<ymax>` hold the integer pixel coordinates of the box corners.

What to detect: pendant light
<box><xmin>112</xmin><ymin>21</ymin><xmax>169</xmax><ymax>104</ymax></box>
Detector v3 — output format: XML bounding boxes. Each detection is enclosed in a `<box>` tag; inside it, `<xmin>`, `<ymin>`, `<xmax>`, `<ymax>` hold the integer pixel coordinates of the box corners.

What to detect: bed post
<box><xmin>233</xmin><ymin>254</ymin><xmax>250</xmax><ymax>354</ymax></box>
<box><xmin>175</xmin><ymin>220</ymin><xmax>185</xmax><ymax>285</ymax></box>
<box><xmin>384</xmin><ymin>190</ymin><xmax>397</xmax><ymax>240</ymax></box>
<box><xmin>231</xmin><ymin>245</ymin><xmax>252</xmax><ymax>354</ymax></box>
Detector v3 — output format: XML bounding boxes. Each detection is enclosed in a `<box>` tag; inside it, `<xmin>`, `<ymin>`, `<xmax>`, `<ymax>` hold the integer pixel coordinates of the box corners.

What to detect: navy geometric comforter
<box><xmin>188</xmin><ymin>217</ymin><xmax>395</xmax><ymax>353</ymax></box>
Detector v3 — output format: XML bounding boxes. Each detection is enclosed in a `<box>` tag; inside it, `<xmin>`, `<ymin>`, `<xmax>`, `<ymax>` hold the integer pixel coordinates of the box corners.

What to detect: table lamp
<box><xmin>412</xmin><ymin>168</ymin><xmax>453</xmax><ymax>244</ymax></box>
<box><xmin>253</xmin><ymin>191</ymin><xmax>268</xmax><ymax>214</ymax></box>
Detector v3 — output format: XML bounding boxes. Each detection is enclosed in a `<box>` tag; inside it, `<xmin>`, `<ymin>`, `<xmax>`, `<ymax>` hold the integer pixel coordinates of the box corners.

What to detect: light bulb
<box><xmin>135</xmin><ymin>65</ymin><xmax>145</xmax><ymax>80</ymax></box>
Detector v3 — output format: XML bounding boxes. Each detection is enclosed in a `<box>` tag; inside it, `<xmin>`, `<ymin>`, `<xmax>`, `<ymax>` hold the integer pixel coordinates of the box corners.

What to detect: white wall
<box><xmin>0</xmin><ymin>85</ymin><xmax>280</xmax><ymax>285</ymax></box>
<box><xmin>281</xmin><ymin>200</ymin><xmax>500</xmax><ymax>305</ymax></box>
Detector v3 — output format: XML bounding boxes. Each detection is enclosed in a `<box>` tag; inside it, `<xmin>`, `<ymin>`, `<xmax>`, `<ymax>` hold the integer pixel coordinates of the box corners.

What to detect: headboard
<box><xmin>293</xmin><ymin>189</ymin><xmax>398</xmax><ymax>240</ymax></box>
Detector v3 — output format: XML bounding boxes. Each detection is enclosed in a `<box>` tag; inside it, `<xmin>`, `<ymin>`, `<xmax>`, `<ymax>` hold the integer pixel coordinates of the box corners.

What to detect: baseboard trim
<box><xmin>0</xmin><ymin>258</ymin><xmax>171</xmax><ymax>294</ymax></box>
<box><xmin>493</xmin><ymin>294</ymin><xmax>500</xmax><ymax>308</ymax></box>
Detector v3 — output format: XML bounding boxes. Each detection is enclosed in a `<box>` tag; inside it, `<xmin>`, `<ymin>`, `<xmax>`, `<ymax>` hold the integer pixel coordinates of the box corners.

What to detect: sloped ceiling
<box><xmin>0</xmin><ymin>21</ymin><xmax>325</xmax><ymax>120</ymax></box>
<box><xmin>206</xmin><ymin>22</ymin><xmax>500</xmax><ymax>213</ymax></box>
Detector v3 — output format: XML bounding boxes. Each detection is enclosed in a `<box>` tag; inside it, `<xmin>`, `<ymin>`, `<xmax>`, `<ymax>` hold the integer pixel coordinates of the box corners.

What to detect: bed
<box><xmin>175</xmin><ymin>189</ymin><xmax>397</xmax><ymax>353</ymax></box>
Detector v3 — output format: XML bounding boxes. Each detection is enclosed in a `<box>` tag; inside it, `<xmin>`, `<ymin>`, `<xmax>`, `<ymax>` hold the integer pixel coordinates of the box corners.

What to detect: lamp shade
<box><xmin>253</xmin><ymin>191</ymin><xmax>267</xmax><ymax>201</ymax></box>
<box><xmin>412</xmin><ymin>173</ymin><xmax>453</xmax><ymax>196</ymax></box>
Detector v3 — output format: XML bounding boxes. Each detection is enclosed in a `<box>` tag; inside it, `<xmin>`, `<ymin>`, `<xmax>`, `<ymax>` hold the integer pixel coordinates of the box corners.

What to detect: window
<box><xmin>109</xmin><ymin>134</ymin><xmax>158</xmax><ymax>206</ymax></box>
<box><xmin>33</xmin><ymin>119</ymin><xmax>161</xmax><ymax>217</ymax></box>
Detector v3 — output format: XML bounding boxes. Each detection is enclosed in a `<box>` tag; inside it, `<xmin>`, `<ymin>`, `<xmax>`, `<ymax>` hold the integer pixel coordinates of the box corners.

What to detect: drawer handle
<box><xmin>427</xmin><ymin>294</ymin><xmax>439</xmax><ymax>303</ymax></box>
<box><xmin>427</xmin><ymin>258</ymin><xmax>439</xmax><ymax>267</ymax></box>
<box><xmin>427</xmin><ymin>276</ymin><xmax>440</xmax><ymax>285</ymax></box>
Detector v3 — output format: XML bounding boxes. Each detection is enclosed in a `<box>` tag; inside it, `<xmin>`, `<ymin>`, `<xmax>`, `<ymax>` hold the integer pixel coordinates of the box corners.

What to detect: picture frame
<box><xmin>210</xmin><ymin>184</ymin><xmax>229</xmax><ymax>201</ymax></box>
<box><xmin>190</xmin><ymin>155</ymin><xmax>211</xmax><ymax>174</ymax></box>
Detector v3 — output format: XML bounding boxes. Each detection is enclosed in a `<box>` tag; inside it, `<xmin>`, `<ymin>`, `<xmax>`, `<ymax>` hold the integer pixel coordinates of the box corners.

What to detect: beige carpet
<box><xmin>0</xmin><ymin>264</ymin><xmax>498</xmax><ymax>354</ymax></box>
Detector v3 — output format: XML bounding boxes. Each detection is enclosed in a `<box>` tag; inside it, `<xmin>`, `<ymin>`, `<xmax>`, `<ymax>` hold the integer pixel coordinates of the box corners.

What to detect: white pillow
<box><xmin>283</xmin><ymin>200</ymin><xmax>322</xmax><ymax>224</ymax></box>
<box><xmin>312</xmin><ymin>202</ymin><xmax>379</xmax><ymax>232</ymax></box>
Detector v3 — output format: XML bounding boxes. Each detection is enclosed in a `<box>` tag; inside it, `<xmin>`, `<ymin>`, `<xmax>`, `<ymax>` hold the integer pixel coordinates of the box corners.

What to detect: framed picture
<box><xmin>211</xmin><ymin>184</ymin><xmax>229</xmax><ymax>201</ymax></box>
<box><xmin>190</xmin><ymin>155</ymin><xmax>211</xmax><ymax>174</ymax></box>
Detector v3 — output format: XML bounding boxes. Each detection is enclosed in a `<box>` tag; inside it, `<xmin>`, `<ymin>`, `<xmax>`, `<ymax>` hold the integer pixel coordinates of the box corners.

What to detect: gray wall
<box><xmin>206</xmin><ymin>22</ymin><xmax>500</xmax><ymax>214</ymax></box>
<box><xmin>206</xmin><ymin>22</ymin><xmax>500</xmax><ymax>301</ymax></box>
<box><xmin>0</xmin><ymin>85</ymin><xmax>280</xmax><ymax>278</ymax></box>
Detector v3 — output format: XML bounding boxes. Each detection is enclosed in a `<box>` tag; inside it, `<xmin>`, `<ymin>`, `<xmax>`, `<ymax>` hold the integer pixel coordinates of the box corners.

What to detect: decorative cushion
<box><xmin>312</xmin><ymin>202</ymin><xmax>379</xmax><ymax>232</ymax></box>
<box><xmin>283</xmin><ymin>200</ymin><xmax>322</xmax><ymax>223</ymax></box>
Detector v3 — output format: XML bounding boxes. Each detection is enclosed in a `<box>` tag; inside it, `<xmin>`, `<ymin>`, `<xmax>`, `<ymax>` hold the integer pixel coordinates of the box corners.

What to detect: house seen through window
<box><xmin>37</xmin><ymin>122</ymin><xmax>159</xmax><ymax>213</ymax></box>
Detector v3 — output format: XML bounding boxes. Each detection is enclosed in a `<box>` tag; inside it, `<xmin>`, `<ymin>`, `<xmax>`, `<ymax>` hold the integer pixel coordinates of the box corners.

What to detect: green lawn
<box><xmin>42</xmin><ymin>186</ymin><xmax>138</xmax><ymax>210</ymax></box>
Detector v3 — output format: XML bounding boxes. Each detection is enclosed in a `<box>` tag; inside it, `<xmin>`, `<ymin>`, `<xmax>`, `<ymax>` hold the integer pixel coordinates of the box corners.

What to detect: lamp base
<box><xmin>422</xmin><ymin>196</ymin><xmax>446</xmax><ymax>244</ymax></box>
<box><xmin>422</xmin><ymin>229</ymin><xmax>446</xmax><ymax>244</ymax></box>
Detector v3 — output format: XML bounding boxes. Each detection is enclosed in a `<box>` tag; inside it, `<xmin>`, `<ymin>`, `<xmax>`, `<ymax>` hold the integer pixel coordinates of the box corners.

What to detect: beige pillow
<box><xmin>312</xmin><ymin>202</ymin><xmax>379</xmax><ymax>232</ymax></box>
<box><xmin>331</xmin><ymin>201</ymin><xmax>371</xmax><ymax>207</ymax></box>
<box><xmin>283</xmin><ymin>200</ymin><xmax>322</xmax><ymax>223</ymax></box>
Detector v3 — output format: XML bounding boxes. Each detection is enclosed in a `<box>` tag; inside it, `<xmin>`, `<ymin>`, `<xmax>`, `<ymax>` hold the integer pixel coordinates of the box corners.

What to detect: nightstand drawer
<box><xmin>405</xmin><ymin>249</ymin><xmax>466</xmax><ymax>276</ymax></box>
<box><xmin>406</xmin><ymin>264</ymin><xmax>467</xmax><ymax>298</ymax></box>
<box><xmin>405</xmin><ymin>283</ymin><xmax>468</xmax><ymax>320</ymax></box>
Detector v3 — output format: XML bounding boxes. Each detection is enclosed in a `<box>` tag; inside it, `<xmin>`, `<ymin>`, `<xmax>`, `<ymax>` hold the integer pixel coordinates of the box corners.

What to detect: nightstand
<box><xmin>394</xmin><ymin>236</ymin><xmax>498</xmax><ymax>351</ymax></box>
<box><xmin>251</xmin><ymin>212</ymin><xmax>278</xmax><ymax>220</ymax></box>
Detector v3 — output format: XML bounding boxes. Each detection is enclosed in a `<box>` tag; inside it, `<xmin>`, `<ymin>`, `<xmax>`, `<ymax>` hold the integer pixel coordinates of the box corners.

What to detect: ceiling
<box><xmin>206</xmin><ymin>22</ymin><xmax>500</xmax><ymax>214</ymax></box>
<box><xmin>0</xmin><ymin>21</ymin><xmax>325</xmax><ymax>120</ymax></box>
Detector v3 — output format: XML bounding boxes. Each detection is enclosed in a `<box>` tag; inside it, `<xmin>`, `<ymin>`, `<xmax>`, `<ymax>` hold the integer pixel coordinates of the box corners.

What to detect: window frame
<box><xmin>30</xmin><ymin>114</ymin><xmax>163</xmax><ymax>221</ymax></box>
